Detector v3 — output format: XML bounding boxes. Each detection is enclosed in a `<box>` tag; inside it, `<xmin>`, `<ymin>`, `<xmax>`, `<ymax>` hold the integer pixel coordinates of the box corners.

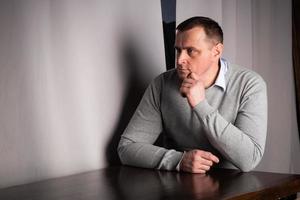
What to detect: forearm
<box><xmin>118</xmin><ymin>136</ymin><xmax>183</xmax><ymax>170</ymax></box>
<box><xmin>117</xmin><ymin>75</ymin><xmax>185</xmax><ymax>170</ymax></box>
<box><xmin>194</xmin><ymin>100</ymin><xmax>267</xmax><ymax>172</ymax></box>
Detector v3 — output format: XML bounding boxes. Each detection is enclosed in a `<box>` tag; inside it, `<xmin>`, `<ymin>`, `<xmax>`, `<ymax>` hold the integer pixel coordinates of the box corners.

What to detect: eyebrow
<box><xmin>174</xmin><ymin>46</ymin><xmax>195</xmax><ymax>50</ymax></box>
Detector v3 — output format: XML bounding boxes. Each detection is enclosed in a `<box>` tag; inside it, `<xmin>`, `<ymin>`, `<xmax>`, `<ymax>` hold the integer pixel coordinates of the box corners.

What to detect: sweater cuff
<box><xmin>193</xmin><ymin>99</ymin><xmax>215</xmax><ymax>119</ymax></box>
<box><xmin>157</xmin><ymin>150</ymin><xmax>184</xmax><ymax>171</ymax></box>
<box><xmin>175</xmin><ymin>151</ymin><xmax>185</xmax><ymax>172</ymax></box>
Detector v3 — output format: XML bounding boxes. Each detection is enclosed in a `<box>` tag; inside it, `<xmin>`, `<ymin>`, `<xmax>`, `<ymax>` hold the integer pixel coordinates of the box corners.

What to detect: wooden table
<box><xmin>0</xmin><ymin>165</ymin><xmax>299</xmax><ymax>200</ymax></box>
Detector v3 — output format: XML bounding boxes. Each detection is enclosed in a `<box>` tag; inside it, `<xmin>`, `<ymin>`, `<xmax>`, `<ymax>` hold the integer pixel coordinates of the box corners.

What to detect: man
<box><xmin>118</xmin><ymin>16</ymin><xmax>267</xmax><ymax>173</ymax></box>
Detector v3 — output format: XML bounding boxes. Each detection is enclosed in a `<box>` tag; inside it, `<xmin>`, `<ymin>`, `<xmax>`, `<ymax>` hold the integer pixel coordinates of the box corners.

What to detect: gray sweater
<box><xmin>118</xmin><ymin>63</ymin><xmax>267</xmax><ymax>172</ymax></box>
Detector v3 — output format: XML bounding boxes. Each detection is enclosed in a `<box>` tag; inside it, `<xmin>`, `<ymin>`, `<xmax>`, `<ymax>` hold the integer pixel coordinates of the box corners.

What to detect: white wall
<box><xmin>0</xmin><ymin>0</ymin><xmax>165</xmax><ymax>188</ymax></box>
<box><xmin>177</xmin><ymin>0</ymin><xmax>300</xmax><ymax>174</ymax></box>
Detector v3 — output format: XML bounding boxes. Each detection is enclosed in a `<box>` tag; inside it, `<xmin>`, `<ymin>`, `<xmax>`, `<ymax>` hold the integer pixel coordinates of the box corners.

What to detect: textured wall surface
<box><xmin>0</xmin><ymin>0</ymin><xmax>165</xmax><ymax>188</ymax></box>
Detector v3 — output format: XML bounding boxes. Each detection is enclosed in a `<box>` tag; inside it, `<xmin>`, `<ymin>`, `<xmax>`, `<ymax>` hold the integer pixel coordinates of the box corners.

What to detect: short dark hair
<box><xmin>176</xmin><ymin>16</ymin><xmax>223</xmax><ymax>44</ymax></box>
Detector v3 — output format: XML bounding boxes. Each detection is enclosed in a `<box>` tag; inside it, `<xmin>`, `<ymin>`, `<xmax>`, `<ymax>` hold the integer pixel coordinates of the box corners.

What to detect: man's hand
<box><xmin>180</xmin><ymin>72</ymin><xmax>205</xmax><ymax>107</ymax></box>
<box><xmin>180</xmin><ymin>150</ymin><xmax>219</xmax><ymax>173</ymax></box>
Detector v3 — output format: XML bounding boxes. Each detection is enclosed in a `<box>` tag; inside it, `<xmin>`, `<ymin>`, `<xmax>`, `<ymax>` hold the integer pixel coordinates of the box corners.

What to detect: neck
<box><xmin>202</xmin><ymin>61</ymin><xmax>220</xmax><ymax>89</ymax></box>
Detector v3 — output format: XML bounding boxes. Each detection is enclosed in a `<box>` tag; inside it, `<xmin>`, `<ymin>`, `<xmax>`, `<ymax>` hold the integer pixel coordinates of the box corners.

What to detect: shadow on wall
<box><xmin>105</xmin><ymin>38</ymin><xmax>149</xmax><ymax>165</ymax></box>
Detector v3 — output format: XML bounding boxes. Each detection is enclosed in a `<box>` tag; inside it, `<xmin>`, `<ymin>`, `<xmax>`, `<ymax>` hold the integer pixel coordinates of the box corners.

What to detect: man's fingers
<box><xmin>199</xmin><ymin>158</ymin><xmax>213</xmax><ymax>167</ymax></box>
<box><xmin>180</xmin><ymin>150</ymin><xmax>219</xmax><ymax>174</ymax></box>
<box><xmin>181</xmin><ymin>82</ymin><xmax>193</xmax><ymax>87</ymax></box>
<box><xmin>187</xmin><ymin>72</ymin><xmax>193</xmax><ymax>79</ymax></box>
<box><xmin>180</xmin><ymin>79</ymin><xmax>195</xmax><ymax>96</ymax></box>
<box><xmin>190</xmin><ymin>169</ymin><xmax>206</xmax><ymax>174</ymax></box>
<box><xmin>182</xmin><ymin>161</ymin><xmax>210</xmax><ymax>173</ymax></box>
<box><xmin>180</xmin><ymin>86</ymin><xmax>188</xmax><ymax>97</ymax></box>
<box><xmin>188</xmin><ymin>72</ymin><xmax>201</xmax><ymax>80</ymax></box>
<box><xmin>198</xmin><ymin>164</ymin><xmax>211</xmax><ymax>171</ymax></box>
<box><xmin>209</xmin><ymin>154</ymin><xmax>219</xmax><ymax>163</ymax></box>
<box><xmin>180</xmin><ymin>78</ymin><xmax>197</xmax><ymax>96</ymax></box>
<box><xmin>197</xmin><ymin>151</ymin><xmax>219</xmax><ymax>163</ymax></box>
<box><xmin>181</xmin><ymin>162</ymin><xmax>206</xmax><ymax>174</ymax></box>
<box><xmin>181</xmin><ymin>78</ymin><xmax>197</xmax><ymax>85</ymax></box>
<box><xmin>192</xmin><ymin>169</ymin><xmax>206</xmax><ymax>174</ymax></box>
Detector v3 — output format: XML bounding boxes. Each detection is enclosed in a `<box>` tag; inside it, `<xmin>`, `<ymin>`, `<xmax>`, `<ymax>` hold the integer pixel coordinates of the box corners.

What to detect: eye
<box><xmin>175</xmin><ymin>47</ymin><xmax>181</xmax><ymax>54</ymax></box>
<box><xmin>187</xmin><ymin>48</ymin><xmax>195</xmax><ymax>55</ymax></box>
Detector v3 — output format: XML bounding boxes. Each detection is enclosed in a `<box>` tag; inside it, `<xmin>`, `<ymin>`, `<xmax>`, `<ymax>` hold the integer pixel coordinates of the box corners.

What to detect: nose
<box><xmin>177</xmin><ymin>51</ymin><xmax>187</xmax><ymax>67</ymax></box>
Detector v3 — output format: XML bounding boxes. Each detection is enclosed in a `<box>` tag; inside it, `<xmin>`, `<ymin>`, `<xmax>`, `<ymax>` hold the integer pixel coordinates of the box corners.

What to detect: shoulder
<box><xmin>145</xmin><ymin>68</ymin><xmax>178</xmax><ymax>96</ymax></box>
<box><xmin>154</xmin><ymin>68</ymin><xmax>177</xmax><ymax>81</ymax></box>
<box><xmin>227</xmin><ymin>63</ymin><xmax>267</xmax><ymax>91</ymax></box>
<box><xmin>152</xmin><ymin>68</ymin><xmax>178</xmax><ymax>87</ymax></box>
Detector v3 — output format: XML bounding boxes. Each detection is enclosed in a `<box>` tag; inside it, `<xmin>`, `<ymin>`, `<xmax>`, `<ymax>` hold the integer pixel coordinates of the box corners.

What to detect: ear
<box><xmin>212</xmin><ymin>43</ymin><xmax>223</xmax><ymax>58</ymax></box>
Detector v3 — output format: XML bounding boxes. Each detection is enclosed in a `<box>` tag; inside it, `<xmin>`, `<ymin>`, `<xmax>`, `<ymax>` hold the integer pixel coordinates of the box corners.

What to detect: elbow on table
<box><xmin>117</xmin><ymin>143</ymin><xmax>129</xmax><ymax>165</ymax></box>
<box><xmin>239</xmin><ymin>164</ymin><xmax>255</xmax><ymax>172</ymax></box>
<box><xmin>237</xmin><ymin>156</ymin><xmax>262</xmax><ymax>172</ymax></box>
<box><xmin>117</xmin><ymin>136</ymin><xmax>136</xmax><ymax>165</ymax></box>
<box><xmin>235</xmin><ymin>145</ymin><xmax>265</xmax><ymax>172</ymax></box>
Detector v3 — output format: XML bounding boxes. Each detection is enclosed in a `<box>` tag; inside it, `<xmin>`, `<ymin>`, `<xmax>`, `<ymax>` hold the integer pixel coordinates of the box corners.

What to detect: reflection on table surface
<box><xmin>0</xmin><ymin>165</ymin><xmax>299</xmax><ymax>200</ymax></box>
<box><xmin>112</xmin><ymin>166</ymin><xmax>261</xmax><ymax>200</ymax></box>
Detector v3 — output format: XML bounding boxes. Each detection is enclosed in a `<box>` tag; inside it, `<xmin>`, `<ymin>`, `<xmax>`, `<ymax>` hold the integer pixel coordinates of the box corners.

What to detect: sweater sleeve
<box><xmin>194</xmin><ymin>76</ymin><xmax>268</xmax><ymax>172</ymax></box>
<box><xmin>118</xmin><ymin>76</ymin><xmax>183</xmax><ymax>171</ymax></box>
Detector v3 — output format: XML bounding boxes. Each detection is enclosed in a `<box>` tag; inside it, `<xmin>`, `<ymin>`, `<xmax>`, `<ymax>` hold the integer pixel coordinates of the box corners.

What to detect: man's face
<box><xmin>175</xmin><ymin>27</ymin><xmax>219</xmax><ymax>81</ymax></box>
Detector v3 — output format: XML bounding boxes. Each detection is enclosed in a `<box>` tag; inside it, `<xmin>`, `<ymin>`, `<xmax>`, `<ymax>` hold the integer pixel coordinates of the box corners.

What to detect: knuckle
<box><xmin>192</xmin><ymin>167</ymin><xmax>198</xmax><ymax>173</ymax></box>
<box><xmin>191</xmin><ymin>150</ymin><xmax>198</xmax><ymax>155</ymax></box>
<box><xmin>191</xmin><ymin>157</ymin><xmax>196</xmax><ymax>162</ymax></box>
<box><xmin>191</xmin><ymin>162</ymin><xmax>197</xmax><ymax>168</ymax></box>
<box><xmin>205</xmin><ymin>152</ymin><xmax>211</xmax><ymax>157</ymax></box>
<box><xmin>194</xmin><ymin>150</ymin><xmax>201</xmax><ymax>155</ymax></box>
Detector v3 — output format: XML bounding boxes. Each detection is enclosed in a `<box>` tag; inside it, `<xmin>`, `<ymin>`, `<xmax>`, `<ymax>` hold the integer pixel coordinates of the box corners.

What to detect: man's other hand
<box><xmin>180</xmin><ymin>150</ymin><xmax>219</xmax><ymax>173</ymax></box>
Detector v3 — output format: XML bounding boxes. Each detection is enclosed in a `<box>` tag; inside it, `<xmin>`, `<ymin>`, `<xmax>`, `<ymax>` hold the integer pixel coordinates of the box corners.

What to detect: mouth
<box><xmin>177</xmin><ymin>68</ymin><xmax>191</xmax><ymax>76</ymax></box>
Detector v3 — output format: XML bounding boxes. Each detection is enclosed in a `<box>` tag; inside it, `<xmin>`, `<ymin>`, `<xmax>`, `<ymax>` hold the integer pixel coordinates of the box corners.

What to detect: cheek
<box><xmin>192</xmin><ymin>56</ymin><xmax>212</xmax><ymax>73</ymax></box>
